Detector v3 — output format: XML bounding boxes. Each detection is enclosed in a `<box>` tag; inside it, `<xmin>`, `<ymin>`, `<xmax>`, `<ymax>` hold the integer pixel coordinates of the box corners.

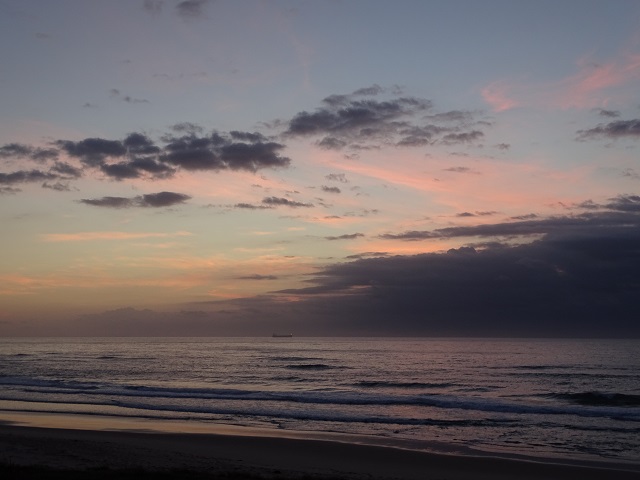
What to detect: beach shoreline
<box><xmin>1</xmin><ymin>411</ymin><xmax>638</xmax><ymax>479</ymax></box>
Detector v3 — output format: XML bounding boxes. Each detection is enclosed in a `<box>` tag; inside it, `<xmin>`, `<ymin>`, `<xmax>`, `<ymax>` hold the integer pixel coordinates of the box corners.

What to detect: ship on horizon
<box><xmin>272</xmin><ymin>333</ymin><xmax>293</xmax><ymax>338</ymax></box>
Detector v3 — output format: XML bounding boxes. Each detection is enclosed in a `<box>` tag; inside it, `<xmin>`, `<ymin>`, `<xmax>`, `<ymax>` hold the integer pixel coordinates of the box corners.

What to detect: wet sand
<box><xmin>0</xmin><ymin>412</ymin><xmax>638</xmax><ymax>480</ymax></box>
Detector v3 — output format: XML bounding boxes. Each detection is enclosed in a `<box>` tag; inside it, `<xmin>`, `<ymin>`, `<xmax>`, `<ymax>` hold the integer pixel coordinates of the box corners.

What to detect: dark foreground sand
<box><xmin>1</xmin><ymin>417</ymin><xmax>638</xmax><ymax>480</ymax></box>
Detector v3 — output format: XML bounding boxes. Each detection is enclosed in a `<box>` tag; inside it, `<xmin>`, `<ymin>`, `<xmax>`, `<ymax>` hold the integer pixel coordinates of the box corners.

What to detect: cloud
<box><xmin>380</xmin><ymin>207</ymin><xmax>640</xmax><ymax>241</ymax></box>
<box><xmin>576</xmin><ymin>119</ymin><xmax>640</xmax><ymax>141</ymax></box>
<box><xmin>274</xmin><ymin>222</ymin><xmax>640</xmax><ymax>337</ymax></box>
<box><xmin>161</xmin><ymin>131</ymin><xmax>290</xmax><ymax>172</ymax></box>
<box><xmin>233</xmin><ymin>203</ymin><xmax>273</xmax><ymax>210</ymax></box>
<box><xmin>325</xmin><ymin>173</ymin><xmax>349</xmax><ymax>183</ymax></box>
<box><xmin>0</xmin><ymin>143</ymin><xmax>59</xmax><ymax>163</ymax></box>
<box><xmin>3</xmin><ymin>128</ymin><xmax>289</xmax><ymax>185</ymax></box>
<box><xmin>595</xmin><ymin>108</ymin><xmax>621</xmax><ymax>118</ymax></box>
<box><xmin>109</xmin><ymin>89</ymin><xmax>150</xmax><ymax>104</ymax></box>
<box><xmin>176</xmin><ymin>0</ymin><xmax>210</xmax><ymax>18</ymax></box>
<box><xmin>282</xmin><ymin>87</ymin><xmax>491</xmax><ymax>151</ymax></box>
<box><xmin>481</xmin><ymin>80</ymin><xmax>519</xmax><ymax>112</ymax></box>
<box><xmin>0</xmin><ymin>169</ymin><xmax>59</xmax><ymax>185</ymax></box>
<box><xmin>262</xmin><ymin>196</ymin><xmax>314</xmax><ymax>208</ymax></box>
<box><xmin>321</xmin><ymin>185</ymin><xmax>341</xmax><ymax>194</ymax></box>
<box><xmin>80</xmin><ymin>191</ymin><xmax>191</xmax><ymax>208</ymax></box>
<box><xmin>440</xmin><ymin>130</ymin><xmax>484</xmax><ymax>145</ymax></box>
<box><xmin>325</xmin><ymin>233</ymin><xmax>365</xmax><ymax>241</ymax></box>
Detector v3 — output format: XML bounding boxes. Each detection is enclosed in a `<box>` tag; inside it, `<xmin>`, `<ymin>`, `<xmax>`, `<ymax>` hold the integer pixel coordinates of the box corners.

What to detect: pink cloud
<box><xmin>481</xmin><ymin>81</ymin><xmax>520</xmax><ymax>112</ymax></box>
<box><xmin>482</xmin><ymin>50</ymin><xmax>640</xmax><ymax>111</ymax></box>
<box><xmin>557</xmin><ymin>53</ymin><xmax>640</xmax><ymax>109</ymax></box>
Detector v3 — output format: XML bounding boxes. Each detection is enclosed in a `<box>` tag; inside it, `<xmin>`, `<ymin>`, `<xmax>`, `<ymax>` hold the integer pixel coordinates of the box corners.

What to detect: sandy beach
<box><xmin>1</xmin><ymin>413</ymin><xmax>638</xmax><ymax>480</ymax></box>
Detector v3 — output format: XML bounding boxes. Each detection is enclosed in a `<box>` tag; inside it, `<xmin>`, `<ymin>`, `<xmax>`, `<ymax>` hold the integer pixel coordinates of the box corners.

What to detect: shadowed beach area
<box><xmin>1</xmin><ymin>413</ymin><xmax>638</xmax><ymax>480</ymax></box>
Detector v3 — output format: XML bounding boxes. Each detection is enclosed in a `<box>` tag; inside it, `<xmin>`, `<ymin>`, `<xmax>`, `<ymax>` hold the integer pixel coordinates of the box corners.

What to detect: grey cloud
<box><xmin>577</xmin><ymin>119</ymin><xmax>640</xmax><ymax>140</ymax></box>
<box><xmin>325</xmin><ymin>233</ymin><xmax>364</xmax><ymax>241</ymax></box>
<box><xmin>321</xmin><ymin>185</ymin><xmax>341</xmax><ymax>194</ymax></box>
<box><xmin>80</xmin><ymin>196</ymin><xmax>133</xmax><ymax>208</ymax></box>
<box><xmin>0</xmin><ymin>143</ymin><xmax>32</xmax><ymax>158</ymax></box>
<box><xmin>317</xmin><ymin>137</ymin><xmax>348</xmax><ymax>150</ymax></box>
<box><xmin>440</xmin><ymin>130</ymin><xmax>484</xmax><ymax>145</ymax></box>
<box><xmin>51</xmin><ymin>162</ymin><xmax>82</xmax><ymax>178</ymax></box>
<box><xmin>0</xmin><ymin>144</ymin><xmax>58</xmax><ymax>163</ymax></box>
<box><xmin>262</xmin><ymin>197</ymin><xmax>314</xmax><ymax>208</ymax></box>
<box><xmin>176</xmin><ymin>0</ymin><xmax>210</xmax><ymax>18</ymax></box>
<box><xmin>494</xmin><ymin>143</ymin><xmax>511</xmax><ymax>151</ymax></box>
<box><xmin>325</xmin><ymin>173</ymin><xmax>349</xmax><ymax>183</ymax></box>
<box><xmin>233</xmin><ymin>203</ymin><xmax>273</xmax><ymax>210</ymax></box>
<box><xmin>80</xmin><ymin>191</ymin><xmax>191</xmax><ymax>208</ymax></box>
<box><xmin>42</xmin><ymin>181</ymin><xmax>72</xmax><ymax>192</ymax></box>
<box><xmin>595</xmin><ymin>108</ymin><xmax>621</xmax><ymax>118</ymax></box>
<box><xmin>352</xmin><ymin>84</ymin><xmax>384</xmax><ymax>96</ymax></box>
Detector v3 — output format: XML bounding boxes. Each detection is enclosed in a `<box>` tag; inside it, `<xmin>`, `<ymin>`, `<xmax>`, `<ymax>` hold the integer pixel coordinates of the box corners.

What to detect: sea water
<box><xmin>0</xmin><ymin>337</ymin><xmax>638</xmax><ymax>465</ymax></box>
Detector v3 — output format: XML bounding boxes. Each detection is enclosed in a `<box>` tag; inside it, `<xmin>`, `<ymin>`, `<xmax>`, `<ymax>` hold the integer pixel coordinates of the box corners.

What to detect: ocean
<box><xmin>0</xmin><ymin>337</ymin><xmax>638</xmax><ymax>466</ymax></box>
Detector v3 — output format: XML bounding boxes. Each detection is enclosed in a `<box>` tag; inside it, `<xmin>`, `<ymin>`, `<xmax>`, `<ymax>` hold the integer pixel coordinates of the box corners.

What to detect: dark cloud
<box><xmin>161</xmin><ymin>132</ymin><xmax>290</xmax><ymax>172</ymax></box>
<box><xmin>50</xmin><ymin>162</ymin><xmax>82</xmax><ymax>178</ymax></box>
<box><xmin>0</xmin><ymin>169</ymin><xmax>59</xmax><ymax>185</ymax></box>
<box><xmin>0</xmin><ymin>143</ymin><xmax>32</xmax><ymax>158</ymax></box>
<box><xmin>325</xmin><ymin>233</ymin><xmax>365</xmax><ymax>241</ymax></box>
<box><xmin>275</xmin><ymin>223</ymin><xmax>640</xmax><ymax>337</ymax></box>
<box><xmin>577</xmin><ymin>119</ymin><xmax>640</xmax><ymax>140</ymax></box>
<box><xmin>494</xmin><ymin>143</ymin><xmax>511</xmax><ymax>151</ymax></box>
<box><xmin>80</xmin><ymin>191</ymin><xmax>191</xmax><ymax>208</ymax></box>
<box><xmin>262</xmin><ymin>196</ymin><xmax>314</xmax><ymax>208</ymax></box>
<box><xmin>380</xmin><ymin>209</ymin><xmax>640</xmax><ymax>241</ymax></box>
<box><xmin>80</xmin><ymin>196</ymin><xmax>133</xmax><ymax>208</ymax></box>
<box><xmin>321</xmin><ymin>185</ymin><xmax>341</xmax><ymax>194</ymax></box>
<box><xmin>0</xmin><ymin>144</ymin><xmax>59</xmax><ymax>163</ymax></box>
<box><xmin>282</xmin><ymin>89</ymin><xmax>490</xmax><ymax>151</ymax></box>
<box><xmin>284</xmin><ymin>90</ymin><xmax>435</xmax><ymax>149</ymax></box>
<box><xmin>42</xmin><ymin>181</ymin><xmax>72</xmax><ymax>192</ymax></box>
<box><xmin>57</xmin><ymin>138</ymin><xmax>126</xmax><ymax>166</ymax></box>
<box><xmin>595</xmin><ymin>108</ymin><xmax>621</xmax><ymax>118</ymax></box>
<box><xmin>233</xmin><ymin>203</ymin><xmax>273</xmax><ymax>210</ymax></box>
<box><xmin>317</xmin><ymin>137</ymin><xmax>348</xmax><ymax>150</ymax></box>
<box><xmin>440</xmin><ymin>130</ymin><xmax>484</xmax><ymax>145</ymax></box>
<box><xmin>325</xmin><ymin>173</ymin><xmax>349</xmax><ymax>183</ymax></box>
<box><xmin>140</xmin><ymin>191</ymin><xmax>191</xmax><ymax>207</ymax></box>
<box><xmin>176</xmin><ymin>0</ymin><xmax>210</xmax><ymax>18</ymax></box>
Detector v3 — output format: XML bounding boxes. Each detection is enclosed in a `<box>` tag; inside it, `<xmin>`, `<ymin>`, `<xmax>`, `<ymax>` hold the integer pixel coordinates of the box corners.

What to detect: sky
<box><xmin>1</xmin><ymin>0</ymin><xmax>640</xmax><ymax>337</ymax></box>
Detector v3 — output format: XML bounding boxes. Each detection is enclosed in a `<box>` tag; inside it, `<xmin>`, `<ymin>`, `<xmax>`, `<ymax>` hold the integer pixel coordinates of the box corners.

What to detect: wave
<box><xmin>285</xmin><ymin>364</ymin><xmax>338</xmax><ymax>370</ymax></box>
<box><xmin>2</xmin><ymin>376</ymin><xmax>640</xmax><ymax>421</ymax></box>
<box><xmin>355</xmin><ymin>381</ymin><xmax>454</xmax><ymax>389</ymax></box>
<box><xmin>551</xmin><ymin>392</ymin><xmax>640</xmax><ymax>407</ymax></box>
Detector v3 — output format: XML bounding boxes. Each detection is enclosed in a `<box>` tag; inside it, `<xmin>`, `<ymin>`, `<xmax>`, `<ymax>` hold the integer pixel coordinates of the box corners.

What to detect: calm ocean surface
<box><xmin>0</xmin><ymin>337</ymin><xmax>638</xmax><ymax>465</ymax></box>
